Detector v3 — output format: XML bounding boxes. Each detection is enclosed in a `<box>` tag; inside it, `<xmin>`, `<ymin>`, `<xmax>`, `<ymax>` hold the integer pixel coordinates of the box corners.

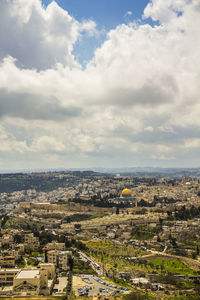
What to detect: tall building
<box><xmin>47</xmin><ymin>250</ymin><xmax>71</xmax><ymax>270</ymax></box>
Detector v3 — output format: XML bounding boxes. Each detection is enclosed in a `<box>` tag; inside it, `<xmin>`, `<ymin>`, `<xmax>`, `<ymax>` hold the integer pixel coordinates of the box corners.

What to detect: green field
<box><xmin>83</xmin><ymin>240</ymin><xmax>198</xmax><ymax>277</ymax></box>
<box><xmin>123</xmin><ymin>291</ymin><xmax>156</xmax><ymax>300</ymax></box>
<box><xmin>165</xmin><ymin>295</ymin><xmax>200</xmax><ymax>300</ymax></box>
<box><xmin>83</xmin><ymin>240</ymin><xmax>147</xmax><ymax>272</ymax></box>
<box><xmin>131</xmin><ymin>225</ymin><xmax>160</xmax><ymax>241</ymax></box>
<box><xmin>2</xmin><ymin>298</ymin><xmax>63</xmax><ymax>300</ymax></box>
<box><xmin>146</xmin><ymin>258</ymin><xmax>198</xmax><ymax>276</ymax></box>
<box><xmin>89</xmin><ymin>213</ymin><xmax>107</xmax><ymax>219</ymax></box>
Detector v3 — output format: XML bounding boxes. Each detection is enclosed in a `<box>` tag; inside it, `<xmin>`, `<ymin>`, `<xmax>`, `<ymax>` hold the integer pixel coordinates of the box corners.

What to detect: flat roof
<box><xmin>15</xmin><ymin>270</ymin><xmax>40</xmax><ymax>279</ymax></box>
<box><xmin>39</xmin><ymin>263</ymin><xmax>54</xmax><ymax>266</ymax></box>
<box><xmin>0</xmin><ymin>269</ymin><xmax>20</xmax><ymax>273</ymax></box>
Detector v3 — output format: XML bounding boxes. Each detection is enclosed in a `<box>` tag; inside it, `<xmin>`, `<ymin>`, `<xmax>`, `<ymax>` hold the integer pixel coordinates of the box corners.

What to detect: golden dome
<box><xmin>121</xmin><ymin>188</ymin><xmax>132</xmax><ymax>196</ymax></box>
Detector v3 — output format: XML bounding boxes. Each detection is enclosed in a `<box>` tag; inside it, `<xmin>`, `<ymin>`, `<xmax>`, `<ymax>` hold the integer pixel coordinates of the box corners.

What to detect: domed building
<box><xmin>121</xmin><ymin>188</ymin><xmax>132</xmax><ymax>197</ymax></box>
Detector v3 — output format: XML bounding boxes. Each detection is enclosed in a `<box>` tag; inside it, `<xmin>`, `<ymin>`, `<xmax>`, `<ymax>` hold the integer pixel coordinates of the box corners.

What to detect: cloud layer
<box><xmin>0</xmin><ymin>0</ymin><xmax>200</xmax><ymax>170</ymax></box>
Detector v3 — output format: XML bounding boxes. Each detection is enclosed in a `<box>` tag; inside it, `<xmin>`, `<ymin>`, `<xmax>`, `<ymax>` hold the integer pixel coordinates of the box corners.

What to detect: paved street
<box><xmin>79</xmin><ymin>251</ymin><xmax>104</xmax><ymax>276</ymax></box>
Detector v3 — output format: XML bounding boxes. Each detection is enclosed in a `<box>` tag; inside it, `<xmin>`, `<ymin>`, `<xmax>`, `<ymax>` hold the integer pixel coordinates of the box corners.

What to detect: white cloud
<box><xmin>124</xmin><ymin>11</ymin><xmax>133</xmax><ymax>18</ymax></box>
<box><xmin>0</xmin><ymin>0</ymin><xmax>200</xmax><ymax>169</ymax></box>
<box><xmin>143</xmin><ymin>0</ymin><xmax>189</xmax><ymax>23</ymax></box>
<box><xmin>144</xmin><ymin>126</ymin><xmax>154</xmax><ymax>132</ymax></box>
<box><xmin>0</xmin><ymin>125</ymin><xmax>28</xmax><ymax>153</ymax></box>
<box><xmin>184</xmin><ymin>138</ymin><xmax>200</xmax><ymax>149</ymax></box>
<box><xmin>31</xmin><ymin>136</ymin><xmax>66</xmax><ymax>152</ymax></box>
<box><xmin>0</xmin><ymin>0</ymin><xmax>96</xmax><ymax>70</ymax></box>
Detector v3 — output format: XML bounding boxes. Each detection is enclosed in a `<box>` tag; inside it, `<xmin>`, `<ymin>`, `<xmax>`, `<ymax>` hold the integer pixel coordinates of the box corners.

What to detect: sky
<box><xmin>0</xmin><ymin>0</ymin><xmax>200</xmax><ymax>171</ymax></box>
<box><xmin>41</xmin><ymin>0</ymin><xmax>151</xmax><ymax>65</ymax></box>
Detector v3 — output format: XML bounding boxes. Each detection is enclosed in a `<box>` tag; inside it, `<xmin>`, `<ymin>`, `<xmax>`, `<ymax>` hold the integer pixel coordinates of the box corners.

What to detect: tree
<box><xmin>74</xmin><ymin>224</ymin><xmax>81</xmax><ymax>231</ymax></box>
<box><xmin>14</xmin><ymin>234</ymin><xmax>24</xmax><ymax>244</ymax></box>
<box><xmin>0</xmin><ymin>214</ymin><xmax>9</xmax><ymax>228</ymax></box>
<box><xmin>116</xmin><ymin>207</ymin><xmax>119</xmax><ymax>215</ymax></box>
<box><xmin>38</xmin><ymin>231</ymin><xmax>54</xmax><ymax>246</ymax></box>
<box><xmin>192</xmin><ymin>252</ymin><xmax>197</xmax><ymax>259</ymax></box>
<box><xmin>15</xmin><ymin>257</ymin><xmax>25</xmax><ymax>268</ymax></box>
<box><xmin>167</xmin><ymin>211</ymin><xmax>172</xmax><ymax>217</ymax></box>
<box><xmin>171</xmin><ymin>237</ymin><xmax>177</xmax><ymax>248</ymax></box>
<box><xmin>68</xmin><ymin>256</ymin><xmax>74</xmax><ymax>271</ymax></box>
<box><xmin>65</xmin><ymin>237</ymin><xmax>72</xmax><ymax>248</ymax></box>
<box><xmin>159</xmin><ymin>218</ymin><xmax>163</xmax><ymax>228</ymax></box>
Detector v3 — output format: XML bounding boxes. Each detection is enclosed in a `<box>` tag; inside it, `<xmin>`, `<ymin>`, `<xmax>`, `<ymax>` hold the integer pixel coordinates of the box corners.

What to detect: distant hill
<box><xmin>0</xmin><ymin>167</ymin><xmax>200</xmax><ymax>176</ymax></box>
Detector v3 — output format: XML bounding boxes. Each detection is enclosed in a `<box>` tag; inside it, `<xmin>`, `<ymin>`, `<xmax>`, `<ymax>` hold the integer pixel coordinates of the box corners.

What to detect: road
<box><xmin>79</xmin><ymin>251</ymin><xmax>104</xmax><ymax>276</ymax></box>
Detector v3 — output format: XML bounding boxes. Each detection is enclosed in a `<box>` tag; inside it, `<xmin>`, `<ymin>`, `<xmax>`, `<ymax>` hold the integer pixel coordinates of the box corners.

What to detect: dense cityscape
<box><xmin>0</xmin><ymin>170</ymin><xmax>200</xmax><ymax>299</ymax></box>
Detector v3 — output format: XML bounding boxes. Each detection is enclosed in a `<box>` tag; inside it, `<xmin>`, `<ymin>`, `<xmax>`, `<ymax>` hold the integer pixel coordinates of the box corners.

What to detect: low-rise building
<box><xmin>0</xmin><ymin>234</ymin><xmax>13</xmax><ymax>246</ymax></box>
<box><xmin>12</xmin><ymin>244</ymin><xmax>25</xmax><ymax>254</ymax></box>
<box><xmin>0</xmin><ymin>256</ymin><xmax>15</xmax><ymax>268</ymax></box>
<box><xmin>24</xmin><ymin>233</ymin><xmax>40</xmax><ymax>250</ymax></box>
<box><xmin>45</xmin><ymin>241</ymin><xmax>65</xmax><ymax>251</ymax></box>
<box><xmin>0</xmin><ymin>268</ymin><xmax>20</xmax><ymax>287</ymax></box>
<box><xmin>13</xmin><ymin>270</ymin><xmax>41</xmax><ymax>295</ymax></box>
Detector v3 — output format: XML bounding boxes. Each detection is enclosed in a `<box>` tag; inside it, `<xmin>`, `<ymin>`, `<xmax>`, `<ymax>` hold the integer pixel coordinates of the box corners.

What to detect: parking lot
<box><xmin>73</xmin><ymin>274</ymin><xmax>129</xmax><ymax>297</ymax></box>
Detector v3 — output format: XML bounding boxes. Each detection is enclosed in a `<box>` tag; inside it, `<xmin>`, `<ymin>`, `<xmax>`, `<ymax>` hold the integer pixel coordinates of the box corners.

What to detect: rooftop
<box><xmin>15</xmin><ymin>270</ymin><xmax>40</xmax><ymax>279</ymax></box>
<box><xmin>48</xmin><ymin>250</ymin><xmax>56</xmax><ymax>254</ymax></box>
<box><xmin>0</xmin><ymin>269</ymin><xmax>20</xmax><ymax>273</ymax></box>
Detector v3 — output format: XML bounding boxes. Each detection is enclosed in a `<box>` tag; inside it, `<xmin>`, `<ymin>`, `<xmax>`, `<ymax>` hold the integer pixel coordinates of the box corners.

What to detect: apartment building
<box><xmin>0</xmin><ymin>256</ymin><xmax>15</xmax><ymax>268</ymax></box>
<box><xmin>38</xmin><ymin>263</ymin><xmax>55</xmax><ymax>279</ymax></box>
<box><xmin>24</xmin><ymin>233</ymin><xmax>40</xmax><ymax>250</ymax></box>
<box><xmin>0</xmin><ymin>234</ymin><xmax>13</xmax><ymax>247</ymax></box>
<box><xmin>47</xmin><ymin>250</ymin><xmax>71</xmax><ymax>270</ymax></box>
<box><xmin>47</xmin><ymin>250</ymin><xmax>57</xmax><ymax>266</ymax></box>
<box><xmin>58</xmin><ymin>251</ymin><xmax>69</xmax><ymax>270</ymax></box>
<box><xmin>0</xmin><ymin>269</ymin><xmax>20</xmax><ymax>287</ymax></box>
<box><xmin>45</xmin><ymin>241</ymin><xmax>65</xmax><ymax>251</ymax></box>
